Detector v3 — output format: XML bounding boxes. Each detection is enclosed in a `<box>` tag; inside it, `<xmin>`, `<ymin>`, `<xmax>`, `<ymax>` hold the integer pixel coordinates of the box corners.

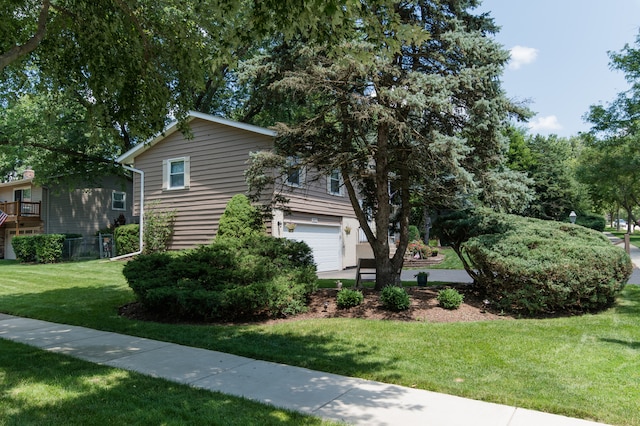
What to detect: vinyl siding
<box><xmin>130</xmin><ymin>116</ymin><xmax>357</xmax><ymax>260</ymax></box>
<box><xmin>45</xmin><ymin>176</ymin><xmax>134</xmax><ymax>237</ymax></box>
<box><xmin>133</xmin><ymin>118</ymin><xmax>273</xmax><ymax>250</ymax></box>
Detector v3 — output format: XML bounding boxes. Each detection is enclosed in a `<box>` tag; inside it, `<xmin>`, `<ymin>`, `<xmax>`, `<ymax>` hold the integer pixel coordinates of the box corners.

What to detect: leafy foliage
<box><xmin>380</xmin><ymin>286</ymin><xmax>411</xmax><ymax>311</ymax></box>
<box><xmin>114</xmin><ymin>224</ymin><xmax>140</xmax><ymax>256</ymax></box>
<box><xmin>12</xmin><ymin>234</ymin><xmax>64</xmax><ymax>263</ymax></box>
<box><xmin>336</xmin><ymin>289</ymin><xmax>364</xmax><ymax>309</ymax></box>
<box><xmin>143</xmin><ymin>202</ymin><xmax>176</xmax><ymax>254</ymax></box>
<box><xmin>436</xmin><ymin>209</ymin><xmax>632</xmax><ymax>315</ymax></box>
<box><xmin>122</xmin><ymin>235</ymin><xmax>317</xmax><ymax>321</ymax></box>
<box><xmin>216</xmin><ymin>194</ymin><xmax>264</xmax><ymax>240</ymax></box>
<box><xmin>437</xmin><ymin>288</ymin><xmax>464</xmax><ymax>310</ymax></box>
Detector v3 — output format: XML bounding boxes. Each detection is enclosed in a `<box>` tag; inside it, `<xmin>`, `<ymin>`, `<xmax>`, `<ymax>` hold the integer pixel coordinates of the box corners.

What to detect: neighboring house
<box><xmin>0</xmin><ymin>170</ymin><xmax>134</xmax><ymax>260</ymax></box>
<box><xmin>116</xmin><ymin>111</ymin><xmax>361</xmax><ymax>272</ymax></box>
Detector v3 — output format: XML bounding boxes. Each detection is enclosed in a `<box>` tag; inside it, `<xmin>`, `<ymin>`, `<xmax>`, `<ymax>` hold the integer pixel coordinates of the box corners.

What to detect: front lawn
<box><xmin>0</xmin><ymin>339</ymin><xmax>334</xmax><ymax>425</ymax></box>
<box><xmin>0</xmin><ymin>259</ymin><xmax>638</xmax><ymax>425</ymax></box>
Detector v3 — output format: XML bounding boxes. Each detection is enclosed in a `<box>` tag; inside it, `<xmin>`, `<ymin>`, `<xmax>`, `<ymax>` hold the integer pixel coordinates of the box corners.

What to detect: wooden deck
<box><xmin>0</xmin><ymin>201</ymin><xmax>41</xmax><ymax>223</ymax></box>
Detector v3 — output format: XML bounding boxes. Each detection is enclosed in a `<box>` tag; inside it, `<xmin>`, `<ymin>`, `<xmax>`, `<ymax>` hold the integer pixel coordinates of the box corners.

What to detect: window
<box><xmin>112</xmin><ymin>191</ymin><xmax>126</xmax><ymax>210</ymax></box>
<box><xmin>163</xmin><ymin>157</ymin><xmax>190</xmax><ymax>190</ymax></box>
<box><xmin>328</xmin><ymin>170</ymin><xmax>343</xmax><ymax>196</ymax></box>
<box><xmin>285</xmin><ymin>157</ymin><xmax>304</xmax><ymax>187</ymax></box>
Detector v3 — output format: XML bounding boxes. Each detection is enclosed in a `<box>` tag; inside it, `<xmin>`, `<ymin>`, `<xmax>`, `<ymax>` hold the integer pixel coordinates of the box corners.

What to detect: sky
<box><xmin>476</xmin><ymin>1</ymin><xmax>640</xmax><ymax>137</ymax></box>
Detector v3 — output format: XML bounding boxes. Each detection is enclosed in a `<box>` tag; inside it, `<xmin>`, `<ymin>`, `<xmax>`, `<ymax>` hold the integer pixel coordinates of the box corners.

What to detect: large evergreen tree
<box><xmin>245</xmin><ymin>0</ymin><xmax>529</xmax><ymax>288</ymax></box>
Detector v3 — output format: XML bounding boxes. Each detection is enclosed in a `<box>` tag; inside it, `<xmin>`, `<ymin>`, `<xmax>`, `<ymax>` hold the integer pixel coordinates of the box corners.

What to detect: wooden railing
<box><xmin>0</xmin><ymin>201</ymin><xmax>41</xmax><ymax>220</ymax></box>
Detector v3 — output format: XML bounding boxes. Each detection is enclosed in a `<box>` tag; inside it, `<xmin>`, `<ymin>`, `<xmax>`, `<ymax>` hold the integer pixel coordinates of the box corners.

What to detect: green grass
<box><xmin>0</xmin><ymin>339</ymin><xmax>335</xmax><ymax>425</ymax></box>
<box><xmin>1</xmin><ymin>259</ymin><xmax>639</xmax><ymax>425</ymax></box>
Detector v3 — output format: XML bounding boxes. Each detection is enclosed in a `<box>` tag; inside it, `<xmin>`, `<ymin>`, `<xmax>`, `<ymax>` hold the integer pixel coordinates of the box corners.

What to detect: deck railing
<box><xmin>0</xmin><ymin>201</ymin><xmax>41</xmax><ymax>219</ymax></box>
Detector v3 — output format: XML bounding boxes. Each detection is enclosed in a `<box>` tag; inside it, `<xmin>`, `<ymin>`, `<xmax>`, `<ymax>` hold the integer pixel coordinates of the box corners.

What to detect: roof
<box><xmin>0</xmin><ymin>177</ymin><xmax>34</xmax><ymax>188</ymax></box>
<box><xmin>116</xmin><ymin>111</ymin><xmax>277</xmax><ymax>165</ymax></box>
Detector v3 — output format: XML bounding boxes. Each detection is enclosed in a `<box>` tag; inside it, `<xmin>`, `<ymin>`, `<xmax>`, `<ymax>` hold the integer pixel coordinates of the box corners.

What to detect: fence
<box><xmin>62</xmin><ymin>234</ymin><xmax>115</xmax><ymax>260</ymax></box>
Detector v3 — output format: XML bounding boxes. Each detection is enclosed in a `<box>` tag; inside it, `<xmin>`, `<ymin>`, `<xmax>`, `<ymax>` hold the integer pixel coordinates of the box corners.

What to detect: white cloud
<box><xmin>509</xmin><ymin>45</ymin><xmax>539</xmax><ymax>70</ymax></box>
<box><xmin>528</xmin><ymin>115</ymin><xmax>563</xmax><ymax>133</ymax></box>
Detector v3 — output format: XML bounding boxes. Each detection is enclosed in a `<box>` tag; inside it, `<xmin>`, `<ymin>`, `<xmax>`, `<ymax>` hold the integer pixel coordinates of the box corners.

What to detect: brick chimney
<box><xmin>23</xmin><ymin>169</ymin><xmax>35</xmax><ymax>180</ymax></box>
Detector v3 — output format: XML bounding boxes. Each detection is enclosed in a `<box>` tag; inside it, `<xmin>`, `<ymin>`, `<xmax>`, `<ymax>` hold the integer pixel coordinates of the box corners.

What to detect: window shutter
<box><xmin>162</xmin><ymin>159</ymin><xmax>169</xmax><ymax>189</ymax></box>
<box><xmin>183</xmin><ymin>156</ymin><xmax>190</xmax><ymax>189</ymax></box>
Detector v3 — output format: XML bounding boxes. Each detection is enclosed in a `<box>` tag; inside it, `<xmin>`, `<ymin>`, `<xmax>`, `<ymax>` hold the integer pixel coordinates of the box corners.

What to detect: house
<box><xmin>0</xmin><ymin>170</ymin><xmax>134</xmax><ymax>259</ymax></box>
<box><xmin>116</xmin><ymin>111</ymin><xmax>361</xmax><ymax>272</ymax></box>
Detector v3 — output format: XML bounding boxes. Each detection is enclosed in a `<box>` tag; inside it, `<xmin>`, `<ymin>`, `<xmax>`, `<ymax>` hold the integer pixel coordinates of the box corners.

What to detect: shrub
<box><xmin>437</xmin><ymin>209</ymin><xmax>632</xmax><ymax>315</ymax></box>
<box><xmin>407</xmin><ymin>239</ymin><xmax>432</xmax><ymax>258</ymax></box>
<box><xmin>143</xmin><ymin>202</ymin><xmax>176</xmax><ymax>253</ymax></box>
<box><xmin>114</xmin><ymin>224</ymin><xmax>140</xmax><ymax>255</ymax></box>
<box><xmin>216</xmin><ymin>194</ymin><xmax>264</xmax><ymax>240</ymax></box>
<box><xmin>380</xmin><ymin>286</ymin><xmax>411</xmax><ymax>311</ymax></box>
<box><xmin>12</xmin><ymin>234</ymin><xmax>64</xmax><ymax>263</ymax></box>
<box><xmin>437</xmin><ymin>288</ymin><xmax>464</xmax><ymax>310</ymax></box>
<box><xmin>11</xmin><ymin>236</ymin><xmax>37</xmax><ymax>262</ymax></box>
<box><xmin>336</xmin><ymin>288</ymin><xmax>364</xmax><ymax>309</ymax></box>
<box><xmin>122</xmin><ymin>234</ymin><xmax>317</xmax><ymax>321</ymax></box>
<box><xmin>408</xmin><ymin>225</ymin><xmax>421</xmax><ymax>242</ymax></box>
<box><xmin>575</xmin><ymin>212</ymin><xmax>605</xmax><ymax>232</ymax></box>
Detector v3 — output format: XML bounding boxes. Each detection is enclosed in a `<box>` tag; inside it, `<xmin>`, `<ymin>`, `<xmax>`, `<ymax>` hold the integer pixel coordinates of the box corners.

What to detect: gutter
<box><xmin>110</xmin><ymin>165</ymin><xmax>144</xmax><ymax>261</ymax></box>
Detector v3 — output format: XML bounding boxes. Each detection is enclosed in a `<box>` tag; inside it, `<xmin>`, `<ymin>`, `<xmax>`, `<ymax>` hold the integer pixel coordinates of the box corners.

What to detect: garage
<box><xmin>284</xmin><ymin>224</ymin><xmax>341</xmax><ymax>272</ymax></box>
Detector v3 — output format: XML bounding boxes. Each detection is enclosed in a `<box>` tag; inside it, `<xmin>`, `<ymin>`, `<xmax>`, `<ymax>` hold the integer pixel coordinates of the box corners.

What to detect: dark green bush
<box><xmin>12</xmin><ymin>234</ymin><xmax>64</xmax><ymax>263</ymax></box>
<box><xmin>380</xmin><ymin>286</ymin><xmax>410</xmax><ymax>311</ymax></box>
<box><xmin>114</xmin><ymin>224</ymin><xmax>140</xmax><ymax>255</ymax></box>
<box><xmin>122</xmin><ymin>235</ymin><xmax>317</xmax><ymax>321</ymax></box>
<box><xmin>11</xmin><ymin>236</ymin><xmax>37</xmax><ymax>262</ymax></box>
<box><xmin>216</xmin><ymin>194</ymin><xmax>264</xmax><ymax>240</ymax></box>
<box><xmin>336</xmin><ymin>288</ymin><xmax>364</xmax><ymax>309</ymax></box>
<box><xmin>437</xmin><ymin>288</ymin><xmax>464</xmax><ymax>310</ymax></box>
<box><xmin>575</xmin><ymin>212</ymin><xmax>605</xmax><ymax>232</ymax></box>
<box><xmin>439</xmin><ymin>209</ymin><xmax>632</xmax><ymax>315</ymax></box>
<box><xmin>408</xmin><ymin>225</ymin><xmax>420</xmax><ymax>242</ymax></box>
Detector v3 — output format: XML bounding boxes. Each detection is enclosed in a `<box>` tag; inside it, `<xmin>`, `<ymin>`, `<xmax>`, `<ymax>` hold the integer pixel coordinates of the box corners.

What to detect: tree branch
<box><xmin>0</xmin><ymin>0</ymin><xmax>51</xmax><ymax>71</ymax></box>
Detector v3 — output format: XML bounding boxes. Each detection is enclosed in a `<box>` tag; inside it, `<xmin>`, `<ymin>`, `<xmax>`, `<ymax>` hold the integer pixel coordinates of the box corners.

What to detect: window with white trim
<box><xmin>163</xmin><ymin>157</ymin><xmax>190</xmax><ymax>190</ymax></box>
<box><xmin>112</xmin><ymin>191</ymin><xmax>126</xmax><ymax>211</ymax></box>
<box><xmin>327</xmin><ymin>170</ymin><xmax>343</xmax><ymax>196</ymax></box>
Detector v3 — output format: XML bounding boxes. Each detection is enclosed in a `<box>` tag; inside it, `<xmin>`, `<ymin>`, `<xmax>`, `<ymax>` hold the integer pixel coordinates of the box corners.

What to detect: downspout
<box><xmin>110</xmin><ymin>165</ymin><xmax>144</xmax><ymax>260</ymax></box>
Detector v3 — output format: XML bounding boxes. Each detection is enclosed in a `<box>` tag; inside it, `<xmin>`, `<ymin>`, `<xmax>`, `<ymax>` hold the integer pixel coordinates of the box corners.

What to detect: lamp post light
<box><xmin>569</xmin><ymin>211</ymin><xmax>577</xmax><ymax>224</ymax></box>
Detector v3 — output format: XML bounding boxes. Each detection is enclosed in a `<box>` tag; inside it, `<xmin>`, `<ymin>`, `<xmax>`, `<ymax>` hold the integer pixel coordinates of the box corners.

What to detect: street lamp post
<box><xmin>569</xmin><ymin>211</ymin><xmax>577</xmax><ymax>224</ymax></box>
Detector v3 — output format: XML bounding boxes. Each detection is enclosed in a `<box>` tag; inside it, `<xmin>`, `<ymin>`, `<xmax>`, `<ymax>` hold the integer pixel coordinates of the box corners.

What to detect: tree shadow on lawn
<box><xmin>0</xmin><ymin>287</ymin><xmax>394</xmax><ymax>381</ymax></box>
<box><xmin>0</xmin><ymin>339</ymin><xmax>327</xmax><ymax>425</ymax></box>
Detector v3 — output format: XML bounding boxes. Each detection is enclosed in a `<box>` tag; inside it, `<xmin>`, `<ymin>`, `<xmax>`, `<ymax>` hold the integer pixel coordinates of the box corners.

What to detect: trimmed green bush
<box><xmin>11</xmin><ymin>236</ymin><xmax>37</xmax><ymax>262</ymax></box>
<box><xmin>437</xmin><ymin>288</ymin><xmax>464</xmax><ymax>310</ymax></box>
<box><xmin>436</xmin><ymin>209</ymin><xmax>632</xmax><ymax>315</ymax></box>
<box><xmin>336</xmin><ymin>289</ymin><xmax>364</xmax><ymax>309</ymax></box>
<box><xmin>408</xmin><ymin>225</ymin><xmax>420</xmax><ymax>242</ymax></box>
<box><xmin>114</xmin><ymin>224</ymin><xmax>140</xmax><ymax>255</ymax></box>
<box><xmin>12</xmin><ymin>234</ymin><xmax>64</xmax><ymax>263</ymax></box>
<box><xmin>380</xmin><ymin>286</ymin><xmax>411</xmax><ymax>311</ymax></box>
<box><xmin>216</xmin><ymin>194</ymin><xmax>264</xmax><ymax>240</ymax></box>
<box><xmin>122</xmin><ymin>234</ymin><xmax>317</xmax><ymax>321</ymax></box>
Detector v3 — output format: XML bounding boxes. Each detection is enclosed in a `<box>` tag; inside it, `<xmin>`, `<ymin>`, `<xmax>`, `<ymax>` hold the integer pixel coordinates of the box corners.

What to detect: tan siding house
<box><xmin>117</xmin><ymin>112</ymin><xmax>359</xmax><ymax>271</ymax></box>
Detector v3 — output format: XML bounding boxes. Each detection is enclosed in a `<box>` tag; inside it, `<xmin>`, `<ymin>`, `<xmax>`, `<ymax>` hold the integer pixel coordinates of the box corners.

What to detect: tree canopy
<box><xmin>0</xmin><ymin>0</ymin><xmax>359</xmax><ymax>183</ymax></box>
<box><xmin>580</xmin><ymin>30</ymin><xmax>640</xmax><ymax>227</ymax></box>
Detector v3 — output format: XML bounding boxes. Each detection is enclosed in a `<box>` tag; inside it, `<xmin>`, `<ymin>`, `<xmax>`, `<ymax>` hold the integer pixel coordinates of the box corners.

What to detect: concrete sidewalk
<box><xmin>0</xmin><ymin>314</ymin><xmax>608</xmax><ymax>426</ymax></box>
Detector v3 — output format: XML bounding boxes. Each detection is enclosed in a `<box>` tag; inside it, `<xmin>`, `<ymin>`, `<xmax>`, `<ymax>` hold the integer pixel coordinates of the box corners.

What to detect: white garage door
<box><xmin>284</xmin><ymin>224</ymin><xmax>341</xmax><ymax>272</ymax></box>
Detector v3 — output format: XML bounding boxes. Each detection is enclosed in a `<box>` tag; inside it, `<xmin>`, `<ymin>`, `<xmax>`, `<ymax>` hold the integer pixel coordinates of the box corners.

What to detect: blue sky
<box><xmin>477</xmin><ymin>1</ymin><xmax>640</xmax><ymax>137</ymax></box>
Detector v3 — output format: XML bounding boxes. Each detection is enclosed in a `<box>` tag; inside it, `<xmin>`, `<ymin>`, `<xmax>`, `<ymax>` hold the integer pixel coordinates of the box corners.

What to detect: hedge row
<box><xmin>12</xmin><ymin>234</ymin><xmax>65</xmax><ymax>263</ymax></box>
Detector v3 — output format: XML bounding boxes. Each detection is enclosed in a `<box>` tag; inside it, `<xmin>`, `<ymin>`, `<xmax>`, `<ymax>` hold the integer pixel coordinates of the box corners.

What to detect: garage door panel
<box><xmin>284</xmin><ymin>224</ymin><xmax>341</xmax><ymax>272</ymax></box>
